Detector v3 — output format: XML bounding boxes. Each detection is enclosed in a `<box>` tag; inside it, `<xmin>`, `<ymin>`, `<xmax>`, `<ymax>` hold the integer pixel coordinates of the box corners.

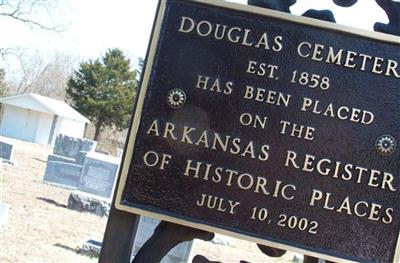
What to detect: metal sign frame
<box><xmin>114</xmin><ymin>0</ymin><xmax>400</xmax><ymax>262</ymax></box>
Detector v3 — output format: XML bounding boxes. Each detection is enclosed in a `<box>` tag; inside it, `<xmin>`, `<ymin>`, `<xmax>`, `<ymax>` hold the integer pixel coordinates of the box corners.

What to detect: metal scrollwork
<box><xmin>246</xmin><ymin>0</ymin><xmax>399</xmax><ymax>262</ymax></box>
<box><xmin>333</xmin><ymin>0</ymin><xmax>358</xmax><ymax>7</ymax></box>
<box><xmin>248</xmin><ymin>0</ymin><xmax>400</xmax><ymax>37</ymax></box>
<box><xmin>247</xmin><ymin>0</ymin><xmax>297</xmax><ymax>12</ymax></box>
<box><xmin>302</xmin><ymin>9</ymin><xmax>335</xmax><ymax>22</ymax></box>
<box><xmin>374</xmin><ymin>0</ymin><xmax>400</xmax><ymax>36</ymax></box>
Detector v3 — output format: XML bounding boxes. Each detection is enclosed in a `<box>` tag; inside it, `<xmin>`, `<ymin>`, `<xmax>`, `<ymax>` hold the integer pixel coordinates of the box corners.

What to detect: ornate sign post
<box><xmin>100</xmin><ymin>1</ymin><xmax>400</xmax><ymax>262</ymax></box>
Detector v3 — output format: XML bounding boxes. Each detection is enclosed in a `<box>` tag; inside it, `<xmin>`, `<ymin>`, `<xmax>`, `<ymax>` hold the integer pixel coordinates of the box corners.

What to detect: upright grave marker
<box><xmin>53</xmin><ymin>134</ymin><xmax>97</xmax><ymax>161</ymax></box>
<box><xmin>0</xmin><ymin>140</ymin><xmax>14</xmax><ymax>164</ymax></box>
<box><xmin>78</xmin><ymin>152</ymin><xmax>120</xmax><ymax>199</ymax></box>
<box><xmin>0</xmin><ymin>203</ymin><xmax>10</xmax><ymax>229</ymax></box>
<box><xmin>43</xmin><ymin>161</ymin><xmax>83</xmax><ymax>188</ymax></box>
<box><xmin>115</xmin><ymin>1</ymin><xmax>400</xmax><ymax>262</ymax></box>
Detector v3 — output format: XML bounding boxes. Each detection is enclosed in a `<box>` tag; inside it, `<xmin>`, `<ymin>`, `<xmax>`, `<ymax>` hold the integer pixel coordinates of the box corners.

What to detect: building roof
<box><xmin>0</xmin><ymin>93</ymin><xmax>90</xmax><ymax>123</ymax></box>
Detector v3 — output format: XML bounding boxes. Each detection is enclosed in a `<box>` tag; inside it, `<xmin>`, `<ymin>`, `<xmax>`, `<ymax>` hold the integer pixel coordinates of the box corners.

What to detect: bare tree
<box><xmin>7</xmin><ymin>52</ymin><xmax>77</xmax><ymax>100</ymax></box>
<box><xmin>0</xmin><ymin>0</ymin><xmax>64</xmax><ymax>30</ymax></box>
<box><xmin>0</xmin><ymin>0</ymin><xmax>66</xmax><ymax>61</ymax></box>
<box><xmin>0</xmin><ymin>68</ymin><xmax>8</xmax><ymax>96</ymax></box>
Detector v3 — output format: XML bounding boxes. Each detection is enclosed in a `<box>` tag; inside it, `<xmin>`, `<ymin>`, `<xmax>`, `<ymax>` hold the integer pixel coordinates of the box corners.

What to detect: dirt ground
<box><xmin>0</xmin><ymin>136</ymin><xmax>301</xmax><ymax>263</ymax></box>
<box><xmin>0</xmin><ymin>136</ymin><xmax>105</xmax><ymax>263</ymax></box>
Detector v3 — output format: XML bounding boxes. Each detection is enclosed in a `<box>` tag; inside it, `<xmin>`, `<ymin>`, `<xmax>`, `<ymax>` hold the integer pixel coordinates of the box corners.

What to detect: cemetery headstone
<box><xmin>43</xmin><ymin>134</ymin><xmax>96</xmax><ymax>188</ymax></box>
<box><xmin>0</xmin><ymin>140</ymin><xmax>14</xmax><ymax>164</ymax></box>
<box><xmin>47</xmin><ymin>154</ymin><xmax>76</xmax><ymax>164</ymax></box>
<box><xmin>113</xmin><ymin>1</ymin><xmax>400</xmax><ymax>263</ymax></box>
<box><xmin>81</xmin><ymin>239</ymin><xmax>102</xmax><ymax>257</ymax></box>
<box><xmin>132</xmin><ymin>216</ymin><xmax>193</xmax><ymax>263</ymax></box>
<box><xmin>210</xmin><ymin>234</ymin><xmax>232</xmax><ymax>247</ymax></box>
<box><xmin>67</xmin><ymin>190</ymin><xmax>110</xmax><ymax>217</ymax></box>
<box><xmin>292</xmin><ymin>255</ymin><xmax>303</xmax><ymax>263</ymax></box>
<box><xmin>0</xmin><ymin>203</ymin><xmax>10</xmax><ymax>229</ymax></box>
<box><xmin>53</xmin><ymin>134</ymin><xmax>96</xmax><ymax>161</ymax></box>
<box><xmin>43</xmin><ymin>161</ymin><xmax>82</xmax><ymax>188</ymax></box>
<box><xmin>75</xmin><ymin>151</ymin><xmax>90</xmax><ymax>165</ymax></box>
<box><xmin>116</xmin><ymin>148</ymin><xmax>123</xmax><ymax>158</ymax></box>
<box><xmin>77</xmin><ymin>152</ymin><xmax>120</xmax><ymax>199</ymax></box>
<box><xmin>95</xmin><ymin>149</ymin><xmax>110</xmax><ymax>155</ymax></box>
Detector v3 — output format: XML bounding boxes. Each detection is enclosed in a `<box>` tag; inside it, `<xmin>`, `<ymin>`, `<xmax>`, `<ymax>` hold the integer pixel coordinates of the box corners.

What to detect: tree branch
<box><xmin>0</xmin><ymin>0</ymin><xmax>66</xmax><ymax>32</ymax></box>
<box><xmin>0</xmin><ymin>12</ymin><xmax>64</xmax><ymax>32</ymax></box>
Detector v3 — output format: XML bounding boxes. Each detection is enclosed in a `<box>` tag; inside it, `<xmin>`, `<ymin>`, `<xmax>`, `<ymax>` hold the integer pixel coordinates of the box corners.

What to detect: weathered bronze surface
<box><xmin>114</xmin><ymin>0</ymin><xmax>400</xmax><ymax>262</ymax></box>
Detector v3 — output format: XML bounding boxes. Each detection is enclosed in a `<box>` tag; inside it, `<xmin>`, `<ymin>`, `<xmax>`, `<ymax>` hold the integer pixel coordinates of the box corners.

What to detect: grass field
<box><xmin>0</xmin><ymin>136</ymin><xmax>300</xmax><ymax>263</ymax></box>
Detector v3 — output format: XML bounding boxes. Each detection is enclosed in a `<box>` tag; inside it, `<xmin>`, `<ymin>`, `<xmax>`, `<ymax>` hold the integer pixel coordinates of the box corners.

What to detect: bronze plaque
<box><xmin>115</xmin><ymin>1</ymin><xmax>400</xmax><ymax>262</ymax></box>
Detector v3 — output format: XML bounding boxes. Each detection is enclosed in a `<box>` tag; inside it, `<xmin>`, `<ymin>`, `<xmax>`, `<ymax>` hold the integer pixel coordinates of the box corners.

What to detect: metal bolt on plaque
<box><xmin>167</xmin><ymin>88</ymin><xmax>186</xmax><ymax>109</ymax></box>
<box><xmin>375</xmin><ymin>135</ymin><xmax>396</xmax><ymax>156</ymax></box>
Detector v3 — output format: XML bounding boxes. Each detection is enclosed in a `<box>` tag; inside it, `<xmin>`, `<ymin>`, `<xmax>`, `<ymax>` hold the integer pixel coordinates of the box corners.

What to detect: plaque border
<box><xmin>115</xmin><ymin>1</ymin><xmax>400</xmax><ymax>262</ymax></box>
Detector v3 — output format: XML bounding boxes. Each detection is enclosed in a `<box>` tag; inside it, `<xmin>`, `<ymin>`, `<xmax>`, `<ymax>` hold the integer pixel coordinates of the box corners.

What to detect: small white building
<box><xmin>0</xmin><ymin>93</ymin><xmax>90</xmax><ymax>145</ymax></box>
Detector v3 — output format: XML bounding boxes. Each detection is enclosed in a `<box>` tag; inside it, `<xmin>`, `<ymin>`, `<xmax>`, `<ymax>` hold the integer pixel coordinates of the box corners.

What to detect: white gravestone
<box><xmin>0</xmin><ymin>203</ymin><xmax>10</xmax><ymax>229</ymax></box>
<box><xmin>77</xmin><ymin>152</ymin><xmax>120</xmax><ymax>199</ymax></box>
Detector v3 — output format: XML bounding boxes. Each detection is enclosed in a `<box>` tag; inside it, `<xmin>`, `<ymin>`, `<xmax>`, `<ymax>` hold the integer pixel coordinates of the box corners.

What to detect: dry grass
<box><xmin>0</xmin><ymin>136</ymin><xmax>301</xmax><ymax>263</ymax></box>
<box><xmin>0</xmin><ymin>136</ymin><xmax>107</xmax><ymax>263</ymax></box>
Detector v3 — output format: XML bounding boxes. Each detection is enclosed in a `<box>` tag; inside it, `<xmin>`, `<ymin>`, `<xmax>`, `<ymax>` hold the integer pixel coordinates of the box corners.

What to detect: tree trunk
<box><xmin>94</xmin><ymin>124</ymin><xmax>102</xmax><ymax>141</ymax></box>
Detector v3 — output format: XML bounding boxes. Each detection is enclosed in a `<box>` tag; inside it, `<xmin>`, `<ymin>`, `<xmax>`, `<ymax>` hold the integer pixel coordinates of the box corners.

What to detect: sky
<box><xmin>0</xmin><ymin>0</ymin><xmax>390</xmax><ymax>81</ymax></box>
